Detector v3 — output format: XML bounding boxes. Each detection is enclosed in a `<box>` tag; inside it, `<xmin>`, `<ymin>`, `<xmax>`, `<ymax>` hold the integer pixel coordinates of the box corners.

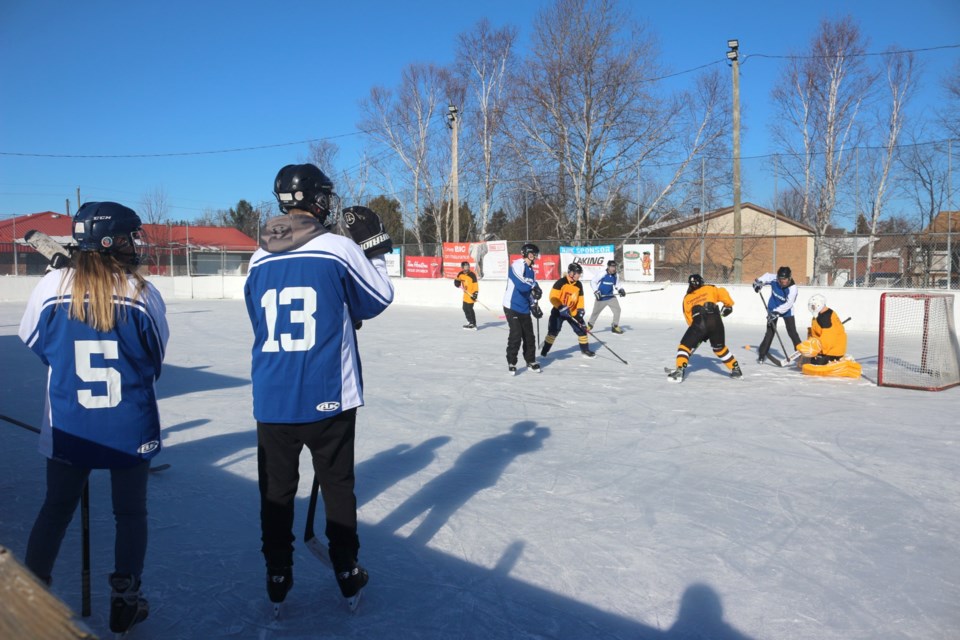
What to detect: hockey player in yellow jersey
<box><xmin>667</xmin><ymin>274</ymin><xmax>742</xmax><ymax>382</ymax></box>
<box><xmin>453</xmin><ymin>261</ymin><xmax>479</xmax><ymax>330</ymax></box>
<box><xmin>797</xmin><ymin>294</ymin><xmax>862</xmax><ymax>378</ymax></box>
<box><xmin>540</xmin><ymin>263</ymin><xmax>595</xmax><ymax>359</ymax></box>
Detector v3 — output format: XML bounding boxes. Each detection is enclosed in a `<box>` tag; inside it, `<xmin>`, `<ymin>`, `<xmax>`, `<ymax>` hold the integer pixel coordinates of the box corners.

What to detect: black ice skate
<box><xmin>336</xmin><ymin>565</ymin><xmax>368</xmax><ymax>612</ymax></box>
<box><xmin>580</xmin><ymin>348</ymin><xmax>596</xmax><ymax>359</ymax></box>
<box><xmin>526</xmin><ymin>362</ymin><xmax>541</xmax><ymax>373</ymax></box>
<box><xmin>266</xmin><ymin>566</ymin><xmax>293</xmax><ymax>617</ymax></box>
<box><xmin>730</xmin><ymin>363</ymin><xmax>743</xmax><ymax>379</ymax></box>
<box><xmin>611</xmin><ymin>325</ymin><xmax>624</xmax><ymax>334</ymax></box>
<box><xmin>109</xmin><ymin>573</ymin><xmax>149</xmax><ymax>635</ymax></box>
<box><xmin>666</xmin><ymin>364</ymin><xmax>687</xmax><ymax>383</ymax></box>
<box><xmin>462</xmin><ymin>323</ymin><xmax>477</xmax><ymax>330</ymax></box>
<box><xmin>508</xmin><ymin>365</ymin><xmax>517</xmax><ymax>376</ymax></box>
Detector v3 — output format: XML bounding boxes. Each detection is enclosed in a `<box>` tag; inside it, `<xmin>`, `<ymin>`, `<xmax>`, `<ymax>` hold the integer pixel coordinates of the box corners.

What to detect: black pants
<box><xmin>504</xmin><ymin>307</ymin><xmax>536</xmax><ymax>365</ymax></box>
<box><xmin>758</xmin><ymin>315</ymin><xmax>802</xmax><ymax>357</ymax></box>
<box><xmin>257</xmin><ymin>409</ymin><xmax>359</xmax><ymax>572</ymax></box>
<box><xmin>462</xmin><ymin>301</ymin><xmax>477</xmax><ymax>325</ymax></box>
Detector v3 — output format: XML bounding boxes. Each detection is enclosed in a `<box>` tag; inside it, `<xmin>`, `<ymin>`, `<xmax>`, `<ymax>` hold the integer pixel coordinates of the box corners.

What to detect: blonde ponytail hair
<box><xmin>61</xmin><ymin>253</ymin><xmax>148</xmax><ymax>332</ymax></box>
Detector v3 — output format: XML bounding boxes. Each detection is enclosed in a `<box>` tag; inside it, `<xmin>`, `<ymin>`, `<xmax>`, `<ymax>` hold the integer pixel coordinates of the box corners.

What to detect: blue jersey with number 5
<box><xmin>244</xmin><ymin>216</ymin><xmax>394</xmax><ymax>423</ymax></box>
<box><xmin>19</xmin><ymin>270</ymin><xmax>169</xmax><ymax>468</ymax></box>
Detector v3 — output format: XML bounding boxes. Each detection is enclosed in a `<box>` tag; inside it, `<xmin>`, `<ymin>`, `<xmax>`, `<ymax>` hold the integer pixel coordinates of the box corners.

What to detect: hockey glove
<box><xmin>354</xmin><ymin>320</ymin><xmax>363</xmax><ymax>330</ymax></box>
<box><xmin>559</xmin><ymin>306</ymin><xmax>572</xmax><ymax>319</ymax></box>
<box><xmin>752</xmin><ymin>279</ymin><xmax>763</xmax><ymax>293</ymax></box>
<box><xmin>618</xmin><ymin>288</ymin><xmax>626</xmax><ymax>297</ymax></box>
<box><xmin>594</xmin><ymin>290</ymin><xmax>602</xmax><ymax>301</ymax></box>
<box><xmin>766</xmin><ymin>311</ymin><xmax>778</xmax><ymax>325</ymax></box>
<box><xmin>454</xmin><ymin>279</ymin><xmax>461</xmax><ymax>288</ymax></box>
<box><xmin>721</xmin><ymin>306</ymin><xmax>733</xmax><ymax>317</ymax></box>
<box><xmin>531</xmin><ymin>284</ymin><xmax>543</xmax><ymax>301</ymax></box>
<box><xmin>470</xmin><ymin>292</ymin><xmax>478</xmax><ymax>301</ymax></box>
<box><xmin>531</xmin><ymin>303</ymin><xmax>543</xmax><ymax>319</ymax></box>
<box><xmin>343</xmin><ymin>206</ymin><xmax>393</xmax><ymax>258</ymax></box>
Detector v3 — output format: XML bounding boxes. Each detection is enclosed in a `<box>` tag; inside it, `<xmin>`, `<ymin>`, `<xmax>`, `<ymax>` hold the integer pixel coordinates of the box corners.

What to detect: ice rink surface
<box><xmin>1</xmin><ymin>298</ymin><xmax>957</xmax><ymax>639</ymax></box>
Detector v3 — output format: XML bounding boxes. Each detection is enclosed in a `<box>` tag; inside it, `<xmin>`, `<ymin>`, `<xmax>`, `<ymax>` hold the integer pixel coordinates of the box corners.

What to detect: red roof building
<box><xmin>1</xmin><ymin>211</ymin><xmax>258</xmax><ymax>276</ymax></box>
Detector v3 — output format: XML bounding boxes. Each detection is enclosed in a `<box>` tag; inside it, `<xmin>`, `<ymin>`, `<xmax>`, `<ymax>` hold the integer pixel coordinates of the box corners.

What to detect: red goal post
<box><xmin>878</xmin><ymin>292</ymin><xmax>960</xmax><ymax>391</ymax></box>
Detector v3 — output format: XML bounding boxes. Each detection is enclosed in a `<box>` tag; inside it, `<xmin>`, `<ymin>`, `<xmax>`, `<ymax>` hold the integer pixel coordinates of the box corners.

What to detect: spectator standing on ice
<box><xmin>19</xmin><ymin>202</ymin><xmax>168</xmax><ymax>635</ymax></box>
<box><xmin>244</xmin><ymin>164</ymin><xmax>394</xmax><ymax>613</ymax></box>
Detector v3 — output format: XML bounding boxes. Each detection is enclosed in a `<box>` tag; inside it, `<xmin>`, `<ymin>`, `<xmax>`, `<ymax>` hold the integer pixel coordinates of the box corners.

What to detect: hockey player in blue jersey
<box><xmin>587</xmin><ymin>260</ymin><xmax>626</xmax><ymax>334</ymax></box>
<box><xmin>502</xmin><ymin>243</ymin><xmax>543</xmax><ymax>375</ymax></box>
<box><xmin>19</xmin><ymin>202</ymin><xmax>169</xmax><ymax>635</ymax></box>
<box><xmin>752</xmin><ymin>266</ymin><xmax>802</xmax><ymax>364</ymax></box>
<box><xmin>244</xmin><ymin>164</ymin><xmax>394</xmax><ymax>613</ymax></box>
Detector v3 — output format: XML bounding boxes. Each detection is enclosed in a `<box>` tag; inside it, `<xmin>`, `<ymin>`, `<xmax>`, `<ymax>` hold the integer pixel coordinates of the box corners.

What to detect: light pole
<box><xmin>447</xmin><ymin>105</ymin><xmax>460</xmax><ymax>243</ymax></box>
<box><xmin>728</xmin><ymin>39</ymin><xmax>742</xmax><ymax>283</ymax></box>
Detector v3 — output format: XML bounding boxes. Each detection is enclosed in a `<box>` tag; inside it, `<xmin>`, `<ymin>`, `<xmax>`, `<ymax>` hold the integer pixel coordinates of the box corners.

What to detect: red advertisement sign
<box><xmin>442</xmin><ymin>242</ymin><xmax>475</xmax><ymax>278</ymax></box>
<box><xmin>509</xmin><ymin>254</ymin><xmax>560</xmax><ymax>281</ymax></box>
<box><xmin>404</xmin><ymin>256</ymin><xmax>443</xmax><ymax>278</ymax></box>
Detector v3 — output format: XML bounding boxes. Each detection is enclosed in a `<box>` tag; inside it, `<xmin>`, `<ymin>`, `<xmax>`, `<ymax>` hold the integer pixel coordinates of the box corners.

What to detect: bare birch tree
<box><xmin>510</xmin><ymin>0</ymin><xmax>667</xmax><ymax>242</ymax></box>
<box><xmin>359</xmin><ymin>63</ymin><xmax>453</xmax><ymax>253</ymax></box>
<box><xmin>941</xmin><ymin>60</ymin><xmax>960</xmax><ymax>140</ymax></box>
<box><xmin>862</xmin><ymin>48</ymin><xmax>917</xmax><ymax>274</ymax></box>
<box><xmin>898</xmin><ymin>129</ymin><xmax>950</xmax><ymax>286</ymax></box>
<box><xmin>455</xmin><ymin>19</ymin><xmax>518</xmax><ymax>240</ymax></box>
<box><xmin>771</xmin><ymin>16</ymin><xmax>877</xmax><ymax>280</ymax></box>
<box><xmin>139</xmin><ymin>186</ymin><xmax>170</xmax><ymax>224</ymax></box>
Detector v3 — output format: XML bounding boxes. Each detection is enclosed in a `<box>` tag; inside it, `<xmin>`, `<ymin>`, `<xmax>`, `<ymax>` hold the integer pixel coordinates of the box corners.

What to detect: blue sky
<box><xmin>1</xmin><ymin>0</ymin><xmax>958</xmax><ymax>222</ymax></box>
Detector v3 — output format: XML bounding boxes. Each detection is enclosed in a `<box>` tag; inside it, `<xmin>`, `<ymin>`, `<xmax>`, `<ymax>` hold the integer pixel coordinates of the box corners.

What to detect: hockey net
<box><xmin>878</xmin><ymin>292</ymin><xmax>960</xmax><ymax>391</ymax></box>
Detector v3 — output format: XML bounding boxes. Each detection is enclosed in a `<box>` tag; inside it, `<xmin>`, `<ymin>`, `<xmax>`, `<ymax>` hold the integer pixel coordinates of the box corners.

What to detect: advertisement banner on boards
<box><xmin>623</xmin><ymin>244</ymin><xmax>656</xmax><ymax>282</ymax></box>
<box><xmin>507</xmin><ymin>254</ymin><xmax>561</xmax><ymax>281</ymax></box>
<box><xmin>481</xmin><ymin>241</ymin><xmax>509</xmax><ymax>279</ymax></box>
<box><xmin>559</xmin><ymin>245</ymin><xmax>615</xmax><ymax>283</ymax></box>
<box><xmin>404</xmin><ymin>256</ymin><xmax>442</xmax><ymax>278</ymax></box>
<box><xmin>384</xmin><ymin>246</ymin><xmax>403</xmax><ymax>277</ymax></box>
<box><xmin>441</xmin><ymin>243</ymin><xmax>473</xmax><ymax>278</ymax></box>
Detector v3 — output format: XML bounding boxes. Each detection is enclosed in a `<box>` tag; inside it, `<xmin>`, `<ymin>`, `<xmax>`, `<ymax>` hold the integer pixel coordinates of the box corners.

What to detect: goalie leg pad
<box><xmin>802</xmin><ymin>358</ymin><xmax>862</xmax><ymax>379</ymax></box>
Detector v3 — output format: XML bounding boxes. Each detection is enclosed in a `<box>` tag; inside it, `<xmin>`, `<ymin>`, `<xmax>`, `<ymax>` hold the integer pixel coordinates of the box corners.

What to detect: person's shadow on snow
<box><xmin>664</xmin><ymin>583</ymin><xmax>757</xmax><ymax>640</ymax></box>
<box><xmin>356</xmin><ymin>436</ymin><xmax>451</xmax><ymax>508</ymax></box>
<box><xmin>376</xmin><ymin>421</ymin><xmax>549</xmax><ymax>546</ymax></box>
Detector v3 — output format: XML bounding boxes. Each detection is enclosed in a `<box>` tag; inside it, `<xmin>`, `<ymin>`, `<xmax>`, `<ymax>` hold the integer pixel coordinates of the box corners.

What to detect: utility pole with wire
<box><xmin>727</xmin><ymin>39</ymin><xmax>742</xmax><ymax>283</ymax></box>
<box><xmin>447</xmin><ymin>105</ymin><xmax>460</xmax><ymax>243</ymax></box>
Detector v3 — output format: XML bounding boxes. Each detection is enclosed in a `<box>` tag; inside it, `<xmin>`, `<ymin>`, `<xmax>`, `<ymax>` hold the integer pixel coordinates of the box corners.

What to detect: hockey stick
<box><xmin>0</xmin><ymin>415</ymin><xmax>170</xmax><ymax>472</ymax></box>
<box><xmin>585</xmin><ymin>327</ymin><xmax>629</xmax><ymax>365</ymax></box>
<box><xmin>80</xmin><ymin>483</ymin><xmax>90</xmax><ymax>617</ymax></box>
<box><xmin>0</xmin><ymin>414</ymin><xmax>91</xmax><ymax>616</ymax></box>
<box><xmin>302</xmin><ymin>474</ymin><xmax>364</xmax><ymax>612</ymax></box>
<box><xmin>303</xmin><ymin>475</ymin><xmax>330</xmax><ymax>567</ymax></box>
<box><xmin>24</xmin><ymin>230</ymin><xmax>72</xmax><ymax>269</ymax></box>
<box><xmin>758</xmin><ymin>291</ymin><xmax>790</xmax><ymax>357</ymax></box>
<box><xmin>623</xmin><ymin>288</ymin><xmax>663</xmax><ymax>295</ymax></box>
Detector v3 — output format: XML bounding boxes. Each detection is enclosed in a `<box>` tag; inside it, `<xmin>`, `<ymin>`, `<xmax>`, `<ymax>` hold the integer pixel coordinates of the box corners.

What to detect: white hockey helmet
<box><xmin>808</xmin><ymin>294</ymin><xmax>826</xmax><ymax>315</ymax></box>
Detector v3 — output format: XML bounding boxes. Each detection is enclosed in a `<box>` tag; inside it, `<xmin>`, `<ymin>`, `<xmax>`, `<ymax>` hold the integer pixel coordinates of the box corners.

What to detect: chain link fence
<box><xmin>2</xmin><ymin>233</ymin><xmax>957</xmax><ymax>289</ymax></box>
<box><xmin>0</xmin><ymin>245</ymin><xmax>254</xmax><ymax>278</ymax></box>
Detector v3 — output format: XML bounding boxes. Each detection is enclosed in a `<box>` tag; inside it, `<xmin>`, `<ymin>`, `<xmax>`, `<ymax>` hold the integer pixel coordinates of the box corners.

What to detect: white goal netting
<box><xmin>878</xmin><ymin>293</ymin><xmax>960</xmax><ymax>391</ymax></box>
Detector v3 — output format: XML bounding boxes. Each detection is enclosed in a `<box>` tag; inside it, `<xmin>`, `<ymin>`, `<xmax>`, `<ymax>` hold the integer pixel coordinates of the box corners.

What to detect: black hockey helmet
<box><xmin>688</xmin><ymin>273</ymin><xmax>704</xmax><ymax>290</ymax></box>
<box><xmin>273</xmin><ymin>164</ymin><xmax>337</xmax><ymax>227</ymax></box>
<box><xmin>520</xmin><ymin>243</ymin><xmax>540</xmax><ymax>259</ymax></box>
<box><xmin>777</xmin><ymin>266</ymin><xmax>792</xmax><ymax>280</ymax></box>
<box><xmin>568</xmin><ymin>262</ymin><xmax>583</xmax><ymax>275</ymax></box>
<box><xmin>73</xmin><ymin>202</ymin><xmax>142</xmax><ymax>262</ymax></box>
<box><xmin>460</xmin><ymin>261</ymin><xmax>470</xmax><ymax>268</ymax></box>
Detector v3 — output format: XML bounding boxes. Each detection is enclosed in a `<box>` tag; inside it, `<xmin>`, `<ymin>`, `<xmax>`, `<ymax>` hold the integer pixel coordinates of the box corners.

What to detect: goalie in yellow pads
<box><xmin>797</xmin><ymin>294</ymin><xmax>861</xmax><ymax>378</ymax></box>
